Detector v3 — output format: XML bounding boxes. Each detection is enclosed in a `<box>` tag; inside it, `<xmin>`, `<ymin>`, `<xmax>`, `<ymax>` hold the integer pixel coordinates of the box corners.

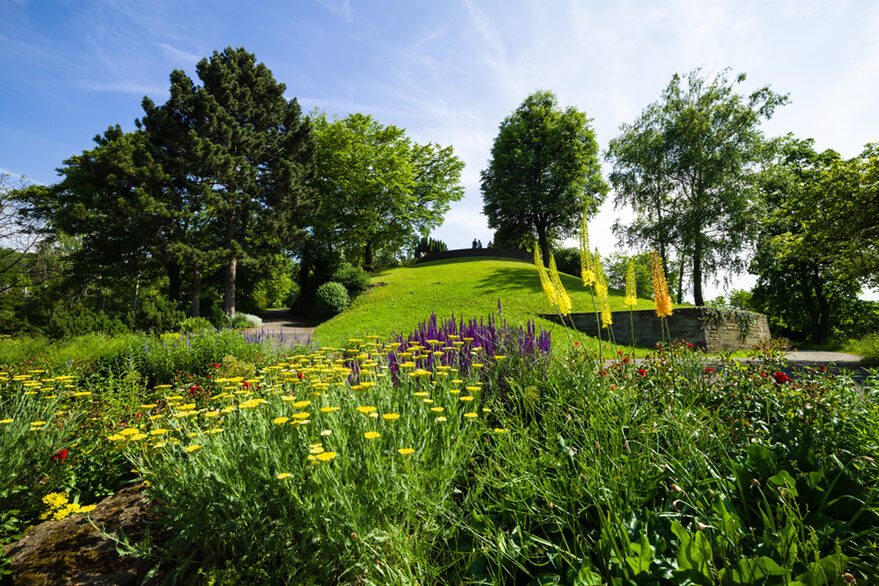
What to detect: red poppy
<box><xmin>704</xmin><ymin>366</ymin><xmax>714</xmax><ymax>374</ymax></box>
<box><xmin>774</xmin><ymin>372</ymin><xmax>791</xmax><ymax>384</ymax></box>
<box><xmin>637</xmin><ymin>368</ymin><xmax>646</xmax><ymax>376</ymax></box>
<box><xmin>53</xmin><ymin>449</ymin><xmax>68</xmax><ymax>462</ymax></box>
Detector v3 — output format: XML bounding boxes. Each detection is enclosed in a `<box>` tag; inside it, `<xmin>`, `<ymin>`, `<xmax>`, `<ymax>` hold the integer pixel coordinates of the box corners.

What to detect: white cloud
<box><xmin>79</xmin><ymin>80</ymin><xmax>167</xmax><ymax>96</ymax></box>
<box><xmin>155</xmin><ymin>42</ymin><xmax>202</xmax><ymax>66</ymax></box>
<box><xmin>314</xmin><ymin>0</ymin><xmax>352</xmax><ymax>22</ymax></box>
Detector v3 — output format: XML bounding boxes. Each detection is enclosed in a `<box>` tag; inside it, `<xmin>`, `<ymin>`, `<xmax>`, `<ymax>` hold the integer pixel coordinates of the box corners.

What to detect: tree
<box><xmin>1</xmin><ymin>175</ymin><xmax>43</xmax><ymax>293</ymax></box>
<box><xmin>750</xmin><ymin>137</ymin><xmax>874</xmax><ymax>343</ymax></box>
<box><xmin>607</xmin><ymin>68</ymin><xmax>788</xmax><ymax>305</ymax></box>
<box><xmin>481</xmin><ymin>90</ymin><xmax>607</xmax><ymax>262</ymax></box>
<box><xmin>165</xmin><ymin>47</ymin><xmax>315</xmax><ymax>314</ymax></box>
<box><xmin>310</xmin><ymin>113</ymin><xmax>464</xmax><ymax>268</ymax></box>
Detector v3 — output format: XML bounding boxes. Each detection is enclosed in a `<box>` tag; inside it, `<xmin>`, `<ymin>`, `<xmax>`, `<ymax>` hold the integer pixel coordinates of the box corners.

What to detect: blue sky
<box><xmin>2</xmin><ymin>0</ymin><xmax>878</xmax><ymax>300</ymax></box>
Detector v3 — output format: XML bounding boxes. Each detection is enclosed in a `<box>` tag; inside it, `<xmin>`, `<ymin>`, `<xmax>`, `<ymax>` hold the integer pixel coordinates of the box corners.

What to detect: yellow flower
<box><xmin>364</xmin><ymin>431</ymin><xmax>380</xmax><ymax>440</ymax></box>
<box><xmin>356</xmin><ymin>406</ymin><xmax>377</xmax><ymax>415</ymax></box>
<box><xmin>548</xmin><ymin>254</ymin><xmax>572</xmax><ymax>316</ymax></box>
<box><xmin>273</xmin><ymin>417</ymin><xmax>290</xmax><ymax>425</ymax></box>
<box><xmin>580</xmin><ymin>208</ymin><xmax>596</xmax><ymax>287</ymax></box>
<box><xmin>291</xmin><ymin>412</ymin><xmax>310</xmax><ymax>420</ymax></box>
<box><xmin>430</xmin><ymin>407</ymin><xmax>444</xmax><ymax>412</ymax></box>
<box><xmin>0</xmin><ymin>418</ymin><xmax>13</xmax><ymax>424</ymax></box>
<box><xmin>436</xmin><ymin>416</ymin><xmax>447</xmax><ymax>422</ymax></box>
<box><xmin>382</xmin><ymin>413</ymin><xmax>400</xmax><ymax>421</ymax></box>
<box><xmin>292</xmin><ymin>400</ymin><xmax>311</xmax><ymax>409</ymax></box>
<box><xmin>277</xmin><ymin>472</ymin><xmax>293</xmax><ymax>479</ymax></box>
<box><xmin>459</xmin><ymin>396</ymin><xmax>474</xmax><ymax>402</ymax></box>
<box><xmin>139</xmin><ymin>404</ymin><xmax>157</xmax><ymax>409</ymax></box>
<box><xmin>624</xmin><ymin>257</ymin><xmax>637</xmax><ymax>308</ymax></box>
<box><xmin>316</xmin><ymin>451</ymin><xmax>337</xmax><ymax>462</ymax></box>
<box><xmin>185</xmin><ymin>445</ymin><xmax>202</xmax><ymax>453</ymax></box>
<box><xmin>320</xmin><ymin>406</ymin><xmax>340</xmax><ymax>413</ymax></box>
<box><xmin>463</xmin><ymin>412</ymin><xmax>478</xmax><ymax>418</ymax></box>
<box><xmin>31</xmin><ymin>420</ymin><xmax>46</xmax><ymax>426</ymax></box>
<box><xmin>119</xmin><ymin>427</ymin><xmax>140</xmax><ymax>436</ymax></box>
<box><xmin>650</xmin><ymin>251</ymin><xmax>673</xmax><ymax>318</ymax></box>
<box><xmin>493</xmin><ymin>428</ymin><xmax>508</xmax><ymax>433</ymax></box>
<box><xmin>398</xmin><ymin>448</ymin><xmax>414</xmax><ymax>455</ymax></box>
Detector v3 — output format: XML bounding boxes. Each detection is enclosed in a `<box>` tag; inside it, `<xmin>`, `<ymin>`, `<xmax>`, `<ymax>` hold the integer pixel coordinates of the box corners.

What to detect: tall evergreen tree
<box><xmin>172</xmin><ymin>47</ymin><xmax>315</xmax><ymax>314</ymax></box>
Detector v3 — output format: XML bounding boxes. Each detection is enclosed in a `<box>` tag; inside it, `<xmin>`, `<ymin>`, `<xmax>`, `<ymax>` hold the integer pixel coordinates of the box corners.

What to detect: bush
<box><xmin>331</xmin><ymin>263</ymin><xmax>370</xmax><ymax>297</ymax></box>
<box><xmin>229</xmin><ymin>313</ymin><xmax>262</xmax><ymax>329</ymax></box>
<box><xmin>178</xmin><ymin>317</ymin><xmax>216</xmax><ymax>333</ymax></box>
<box><xmin>315</xmin><ymin>281</ymin><xmax>349</xmax><ymax>317</ymax></box>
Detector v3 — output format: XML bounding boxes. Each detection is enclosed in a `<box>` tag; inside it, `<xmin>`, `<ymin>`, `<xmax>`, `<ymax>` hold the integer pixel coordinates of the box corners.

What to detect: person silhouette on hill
<box><xmin>472</xmin><ymin>238</ymin><xmax>477</xmax><ymax>249</ymax></box>
<box><xmin>477</xmin><ymin>239</ymin><xmax>483</xmax><ymax>249</ymax></box>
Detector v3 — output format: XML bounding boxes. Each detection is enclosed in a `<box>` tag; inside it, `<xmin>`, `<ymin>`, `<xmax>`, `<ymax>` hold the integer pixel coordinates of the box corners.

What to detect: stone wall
<box><xmin>416</xmin><ymin>247</ymin><xmax>532</xmax><ymax>264</ymax></box>
<box><xmin>541</xmin><ymin>307</ymin><xmax>770</xmax><ymax>351</ymax></box>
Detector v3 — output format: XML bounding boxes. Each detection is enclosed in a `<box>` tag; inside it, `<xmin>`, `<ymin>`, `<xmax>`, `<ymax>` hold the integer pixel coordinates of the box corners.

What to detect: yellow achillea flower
<box><xmin>624</xmin><ymin>258</ymin><xmax>637</xmax><ymax>308</ymax></box>
<box><xmin>594</xmin><ymin>252</ymin><xmax>612</xmax><ymax>328</ymax></box>
<box><xmin>316</xmin><ymin>451</ymin><xmax>337</xmax><ymax>462</ymax></box>
<box><xmin>382</xmin><ymin>413</ymin><xmax>400</xmax><ymax>421</ymax></box>
<box><xmin>548</xmin><ymin>254</ymin><xmax>573</xmax><ymax>315</ymax></box>
<box><xmin>579</xmin><ymin>208</ymin><xmax>596</xmax><ymax>287</ymax></box>
<box><xmin>185</xmin><ymin>445</ymin><xmax>202</xmax><ymax>453</ymax></box>
<box><xmin>398</xmin><ymin>448</ymin><xmax>414</xmax><ymax>455</ymax></box>
<box><xmin>364</xmin><ymin>431</ymin><xmax>380</xmax><ymax>440</ymax></box>
<box><xmin>277</xmin><ymin>472</ymin><xmax>293</xmax><ymax>479</ymax></box>
<box><xmin>650</xmin><ymin>251</ymin><xmax>673</xmax><ymax>318</ymax></box>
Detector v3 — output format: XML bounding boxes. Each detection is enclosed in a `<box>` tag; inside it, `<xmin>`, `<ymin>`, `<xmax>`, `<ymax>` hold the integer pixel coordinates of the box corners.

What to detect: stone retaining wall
<box><xmin>541</xmin><ymin>307</ymin><xmax>770</xmax><ymax>351</ymax></box>
<box><xmin>416</xmin><ymin>247</ymin><xmax>531</xmax><ymax>264</ymax></box>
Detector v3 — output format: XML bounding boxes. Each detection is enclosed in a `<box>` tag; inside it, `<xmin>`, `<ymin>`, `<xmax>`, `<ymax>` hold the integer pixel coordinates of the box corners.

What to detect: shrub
<box><xmin>178</xmin><ymin>317</ymin><xmax>216</xmax><ymax>333</ymax></box>
<box><xmin>229</xmin><ymin>312</ymin><xmax>262</xmax><ymax>329</ymax></box>
<box><xmin>315</xmin><ymin>281</ymin><xmax>349</xmax><ymax>317</ymax></box>
<box><xmin>331</xmin><ymin>263</ymin><xmax>370</xmax><ymax>297</ymax></box>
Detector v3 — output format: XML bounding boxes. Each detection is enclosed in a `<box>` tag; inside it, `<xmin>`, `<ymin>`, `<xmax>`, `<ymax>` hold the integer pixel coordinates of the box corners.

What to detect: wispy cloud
<box><xmin>314</xmin><ymin>0</ymin><xmax>352</xmax><ymax>22</ymax></box>
<box><xmin>79</xmin><ymin>80</ymin><xmax>167</xmax><ymax>96</ymax></box>
<box><xmin>155</xmin><ymin>42</ymin><xmax>202</xmax><ymax>66</ymax></box>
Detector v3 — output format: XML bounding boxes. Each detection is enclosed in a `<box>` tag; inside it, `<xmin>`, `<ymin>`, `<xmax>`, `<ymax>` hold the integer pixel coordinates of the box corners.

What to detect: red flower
<box><xmin>774</xmin><ymin>372</ymin><xmax>791</xmax><ymax>384</ymax></box>
<box><xmin>297</xmin><ymin>372</ymin><xmax>304</xmax><ymax>380</ymax></box>
<box><xmin>213</xmin><ymin>363</ymin><xmax>221</xmax><ymax>368</ymax></box>
<box><xmin>704</xmin><ymin>366</ymin><xmax>714</xmax><ymax>374</ymax></box>
<box><xmin>637</xmin><ymin>368</ymin><xmax>646</xmax><ymax>376</ymax></box>
<box><xmin>52</xmin><ymin>449</ymin><xmax>68</xmax><ymax>463</ymax></box>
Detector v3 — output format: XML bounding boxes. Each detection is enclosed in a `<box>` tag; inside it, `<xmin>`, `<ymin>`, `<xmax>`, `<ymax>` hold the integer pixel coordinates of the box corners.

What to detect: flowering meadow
<box><xmin>1</xmin><ymin>316</ymin><xmax>878</xmax><ymax>584</ymax></box>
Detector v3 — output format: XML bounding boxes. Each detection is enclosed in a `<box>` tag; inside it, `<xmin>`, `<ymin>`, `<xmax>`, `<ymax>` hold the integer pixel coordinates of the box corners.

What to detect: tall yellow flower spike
<box><xmin>624</xmin><ymin>258</ymin><xmax>637</xmax><ymax>308</ymax></box>
<box><xmin>594</xmin><ymin>252</ymin><xmax>612</xmax><ymax>328</ymax></box>
<box><xmin>548</xmin><ymin>254</ymin><xmax>572</xmax><ymax>316</ymax></box>
<box><xmin>534</xmin><ymin>247</ymin><xmax>558</xmax><ymax>310</ymax></box>
<box><xmin>650</xmin><ymin>251</ymin><xmax>673</xmax><ymax>318</ymax></box>
<box><xmin>579</xmin><ymin>208</ymin><xmax>596</xmax><ymax>287</ymax></box>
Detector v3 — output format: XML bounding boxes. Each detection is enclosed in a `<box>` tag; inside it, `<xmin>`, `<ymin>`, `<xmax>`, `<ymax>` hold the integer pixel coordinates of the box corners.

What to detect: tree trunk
<box><xmin>813</xmin><ymin>277</ymin><xmax>830</xmax><ymax>344</ymax></box>
<box><xmin>676</xmin><ymin>254</ymin><xmax>685</xmax><ymax>304</ymax></box>
<box><xmin>692</xmin><ymin>237</ymin><xmax>704</xmax><ymax>306</ymax></box>
<box><xmin>191</xmin><ymin>265</ymin><xmax>201</xmax><ymax>317</ymax></box>
<box><xmin>166</xmin><ymin>263</ymin><xmax>181</xmax><ymax>304</ymax></box>
<box><xmin>536</xmin><ymin>225</ymin><xmax>550</xmax><ymax>265</ymax></box>
<box><xmin>224</xmin><ymin>212</ymin><xmax>236</xmax><ymax>315</ymax></box>
<box><xmin>364</xmin><ymin>241</ymin><xmax>373</xmax><ymax>270</ymax></box>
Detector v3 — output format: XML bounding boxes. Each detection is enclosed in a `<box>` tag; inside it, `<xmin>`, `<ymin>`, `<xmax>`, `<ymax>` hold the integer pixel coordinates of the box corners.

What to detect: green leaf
<box><xmin>572</xmin><ymin>563</ymin><xmax>603</xmax><ymax>586</ymax></box>
<box><xmin>719</xmin><ymin>556</ymin><xmax>790</xmax><ymax>585</ymax></box>
<box><xmin>626</xmin><ymin>532</ymin><xmax>654</xmax><ymax>576</ymax></box>
<box><xmin>794</xmin><ymin>554</ymin><xmax>851</xmax><ymax>586</ymax></box>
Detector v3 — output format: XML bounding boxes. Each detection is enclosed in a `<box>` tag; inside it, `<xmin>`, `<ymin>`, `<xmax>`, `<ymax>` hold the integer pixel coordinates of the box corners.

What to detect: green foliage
<box><xmin>481</xmin><ymin>90</ymin><xmax>608</xmax><ymax>262</ymax></box>
<box><xmin>608</xmin><ymin>68</ymin><xmax>789</xmax><ymax>305</ymax></box>
<box><xmin>331</xmin><ymin>263</ymin><xmax>370</xmax><ymax>298</ymax></box>
<box><xmin>413</xmin><ymin>235</ymin><xmax>448</xmax><ymax>257</ymax></box>
<box><xmin>315</xmin><ymin>281</ymin><xmax>350</xmax><ymax>317</ymax></box>
<box><xmin>309</xmin><ymin>112</ymin><xmax>464</xmax><ymax>268</ymax></box>
<box><xmin>751</xmin><ymin>137</ymin><xmax>874</xmax><ymax>343</ymax></box>
<box><xmin>229</xmin><ymin>312</ymin><xmax>262</xmax><ymax>329</ymax></box>
<box><xmin>178</xmin><ymin>317</ymin><xmax>215</xmax><ymax>333</ymax></box>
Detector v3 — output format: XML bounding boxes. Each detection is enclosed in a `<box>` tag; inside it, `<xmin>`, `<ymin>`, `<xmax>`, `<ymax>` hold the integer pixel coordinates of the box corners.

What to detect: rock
<box><xmin>2</xmin><ymin>483</ymin><xmax>163</xmax><ymax>586</ymax></box>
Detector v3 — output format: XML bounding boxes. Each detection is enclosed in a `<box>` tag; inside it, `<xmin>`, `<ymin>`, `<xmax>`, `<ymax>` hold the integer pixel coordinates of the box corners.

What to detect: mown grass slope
<box><xmin>313</xmin><ymin>257</ymin><xmax>656</xmax><ymax>352</ymax></box>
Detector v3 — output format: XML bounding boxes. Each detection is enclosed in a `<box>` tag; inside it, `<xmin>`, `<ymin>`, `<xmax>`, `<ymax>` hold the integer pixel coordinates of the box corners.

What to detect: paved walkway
<box><xmin>245</xmin><ymin>309</ymin><xmax>318</xmax><ymax>347</ymax></box>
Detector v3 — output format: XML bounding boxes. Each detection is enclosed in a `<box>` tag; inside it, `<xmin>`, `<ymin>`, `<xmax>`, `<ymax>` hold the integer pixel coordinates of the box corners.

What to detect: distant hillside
<box><xmin>313</xmin><ymin>257</ymin><xmax>656</xmax><ymax>350</ymax></box>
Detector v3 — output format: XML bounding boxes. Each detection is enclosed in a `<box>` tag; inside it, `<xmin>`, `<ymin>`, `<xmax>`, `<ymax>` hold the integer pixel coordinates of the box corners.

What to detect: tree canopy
<box><xmin>309</xmin><ymin>112</ymin><xmax>464</xmax><ymax>268</ymax></box>
<box><xmin>607</xmin><ymin>68</ymin><xmax>788</xmax><ymax>305</ymax></box>
<box><xmin>481</xmin><ymin>90</ymin><xmax>607</xmax><ymax>262</ymax></box>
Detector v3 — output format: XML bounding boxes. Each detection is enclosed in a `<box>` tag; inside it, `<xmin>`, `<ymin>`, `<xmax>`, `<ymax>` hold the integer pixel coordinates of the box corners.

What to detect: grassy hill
<box><xmin>313</xmin><ymin>257</ymin><xmax>656</xmax><ymax>353</ymax></box>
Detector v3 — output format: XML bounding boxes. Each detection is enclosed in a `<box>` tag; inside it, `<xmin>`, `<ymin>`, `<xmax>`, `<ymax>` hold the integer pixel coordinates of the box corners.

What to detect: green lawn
<box><xmin>313</xmin><ymin>257</ymin><xmax>656</xmax><ymax>354</ymax></box>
